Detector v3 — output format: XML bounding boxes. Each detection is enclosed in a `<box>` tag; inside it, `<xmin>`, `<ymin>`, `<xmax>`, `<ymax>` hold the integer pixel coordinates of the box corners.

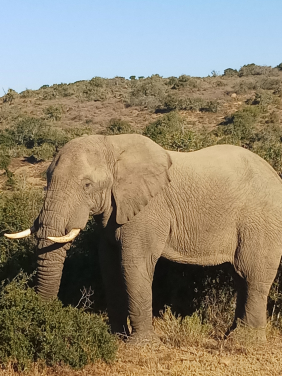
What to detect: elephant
<box><xmin>5</xmin><ymin>134</ymin><xmax>282</xmax><ymax>342</ymax></box>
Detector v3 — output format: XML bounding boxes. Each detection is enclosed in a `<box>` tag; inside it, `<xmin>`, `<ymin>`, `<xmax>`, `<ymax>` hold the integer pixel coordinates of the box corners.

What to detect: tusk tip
<box><xmin>47</xmin><ymin>229</ymin><xmax>81</xmax><ymax>243</ymax></box>
<box><xmin>4</xmin><ymin>233</ymin><xmax>15</xmax><ymax>239</ymax></box>
<box><xmin>4</xmin><ymin>228</ymin><xmax>33</xmax><ymax>239</ymax></box>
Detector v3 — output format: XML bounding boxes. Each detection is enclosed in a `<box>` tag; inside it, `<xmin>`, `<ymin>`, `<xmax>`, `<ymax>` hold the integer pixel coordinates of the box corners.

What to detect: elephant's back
<box><xmin>167</xmin><ymin>144</ymin><xmax>282</xmax><ymax>211</ymax></box>
<box><xmin>168</xmin><ymin>145</ymin><xmax>281</xmax><ymax>186</ymax></box>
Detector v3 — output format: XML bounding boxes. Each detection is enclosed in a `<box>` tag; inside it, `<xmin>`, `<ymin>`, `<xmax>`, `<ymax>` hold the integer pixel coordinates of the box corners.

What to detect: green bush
<box><xmin>0</xmin><ymin>273</ymin><xmax>117</xmax><ymax>370</ymax></box>
<box><xmin>20</xmin><ymin>89</ymin><xmax>34</xmax><ymax>99</ymax></box>
<box><xmin>144</xmin><ymin>112</ymin><xmax>216</xmax><ymax>151</ymax></box>
<box><xmin>0</xmin><ymin>117</ymin><xmax>70</xmax><ymax>161</ymax></box>
<box><xmin>276</xmin><ymin>63</ymin><xmax>282</xmax><ymax>71</ymax></box>
<box><xmin>105</xmin><ymin>118</ymin><xmax>133</xmax><ymax>135</ymax></box>
<box><xmin>2</xmin><ymin>89</ymin><xmax>18</xmax><ymax>104</ymax></box>
<box><xmin>32</xmin><ymin>143</ymin><xmax>57</xmax><ymax>161</ymax></box>
<box><xmin>170</xmin><ymin>75</ymin><xmax>199</xmax><ymax>90</ymax></box>
<box><xmin>129</xmin><ymin>74</ymin><xmax>167</xmax><ymax>109</ymax></box>
<box><xmin>238</xmin><ymin>64</ymin><xmax>272</xmax><ymax>77</ymax></box>
<box><xmin>0</xmin><ymin>188</ymin><xmax>43</xmax><ymax>281</ymax></box>
<box><xmin>11</xmin><ymin>117</ymin><xmax>49</xmax><ymax>148</ymax></box>
<box><xmin>233</xmin><ymin>80</ymin><xmax>258</xmax><ymax>94</ymax></box>
<box><xmin>259</xmin><ymin>77</ymin><xmax>281</xmax><ymax>91</ymax></box>
<box><xmin>43</xmin><ymin>105</ymin><xmax>62</xmax><ymax>121</ymax></box>
<box><xmin>252</xmin><ymin>124</ymin><xmax>282</xmax><ymax>175</ymax></box>
<box><xmin>143</xmin><ymin>111</ymin><xmax>184</xmax><ymax>147</ymax></box>
<box><xmin>162</xmin><ymin>95</ymin><xmax>218</xmax><ymax>113</ymax></box>
<box><xmin>249</xmin><ymin>91</ymin><xmax>275</xmax><ymax>107</ymax></box>
<box><xmin>214</xmin><ymin>106</ymin><xmax>261</xmax><ymax>146</ymax></box>
<box><xmin>154</xmin><ymin>306</ymin><xmax>212</xmax><ymax>347</ymax></box>
<box><xmin>83</xmin><ymin>77</ymin><xmax>108</xmax><ymax>101</ymax></box>
<box><xmin>223</xmin><ymin>68</ymin><xmax>238</xmax><ymax>77</ymax></box>
<box><xmin>0</xmin><ymin>148</ymin><xmax>11</xmax><ymax>171</ymax></box>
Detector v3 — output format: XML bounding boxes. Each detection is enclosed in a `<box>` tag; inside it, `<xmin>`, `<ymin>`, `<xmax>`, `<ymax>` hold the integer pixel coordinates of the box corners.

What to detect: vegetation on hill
<box><xmin>0</xmin><ymin>62</ymin><xmax>282</xmax><ymax>372</ymax></box>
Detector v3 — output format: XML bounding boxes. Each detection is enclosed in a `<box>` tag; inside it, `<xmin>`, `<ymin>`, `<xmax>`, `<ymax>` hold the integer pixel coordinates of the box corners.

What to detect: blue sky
<box><xmin>1</xmin><ymin>0</ymin><xmax>281</xmax><ymax>93</ymax></box>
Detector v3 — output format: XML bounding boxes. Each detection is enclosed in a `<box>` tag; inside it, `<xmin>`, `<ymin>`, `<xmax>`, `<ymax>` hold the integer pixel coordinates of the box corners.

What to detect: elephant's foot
<box><xmin>127</xmin><ymin>330</ymin><xmax>161</xmax><ymax>346</ymax></box>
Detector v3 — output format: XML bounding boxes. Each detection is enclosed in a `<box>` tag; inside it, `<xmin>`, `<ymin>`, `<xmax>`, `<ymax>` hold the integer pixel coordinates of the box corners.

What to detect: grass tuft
<box><xmin>154</xmin><ymin>306</ymin><xmax>212</xmax><ymax>347</ymax></box>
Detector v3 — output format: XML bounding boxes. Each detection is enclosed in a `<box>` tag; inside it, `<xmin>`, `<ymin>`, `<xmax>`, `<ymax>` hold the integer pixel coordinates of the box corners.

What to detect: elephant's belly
<box><xmin>162</xmin><ymin>230</ymin><xmax>237</xmax><ymax>266</ymax></box>
<box><xmin>161</xmin><ymin>245</ymin><xmax>232</xmax><ymax>266</ymax></box>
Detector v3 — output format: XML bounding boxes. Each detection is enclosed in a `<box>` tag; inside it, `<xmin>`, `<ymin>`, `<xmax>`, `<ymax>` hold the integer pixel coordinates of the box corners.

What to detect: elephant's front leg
<box><xmin>122</xmin><ymin>254</ymin><xmax>159</xmax><ymax>341</ymax></box>
<box><xmin>99</xmin><ymin>240</ymin><xmax>129</xmax><ymax>336</ymax></box>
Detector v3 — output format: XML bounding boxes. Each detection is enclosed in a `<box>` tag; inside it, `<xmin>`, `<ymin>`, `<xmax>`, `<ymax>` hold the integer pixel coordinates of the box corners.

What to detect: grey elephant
<box><xmin>5</xmin><ymin>134</ymin><xmax>282</xmax><ymax>341</ymax></box>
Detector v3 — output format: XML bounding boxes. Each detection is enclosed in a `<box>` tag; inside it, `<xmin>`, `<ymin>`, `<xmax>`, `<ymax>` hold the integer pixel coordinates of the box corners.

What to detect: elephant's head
<box><xmin>5</xmin><ymin>134</ymin><xmax>171</xmax><ymax>300</ymax></box>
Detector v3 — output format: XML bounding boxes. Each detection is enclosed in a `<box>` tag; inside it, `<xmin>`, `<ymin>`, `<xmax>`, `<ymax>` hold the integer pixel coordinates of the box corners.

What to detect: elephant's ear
<box><xmin>108</xmin><ymin>134</ymin><xmax>172</xmax><ymax>225</ymax></box>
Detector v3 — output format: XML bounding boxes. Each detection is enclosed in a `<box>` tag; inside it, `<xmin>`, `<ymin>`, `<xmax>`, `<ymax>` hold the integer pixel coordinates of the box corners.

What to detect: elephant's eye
<box><xmin>83</xmin><ymin>180</ymin><xmax>93</xmax><ymax>193</ymax></box>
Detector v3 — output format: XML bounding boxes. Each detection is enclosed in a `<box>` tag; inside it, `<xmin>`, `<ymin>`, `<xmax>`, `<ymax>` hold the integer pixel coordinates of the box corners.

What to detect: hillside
<box><xmin>1</xmin><ymin>63</ymin><xmax>282</xmax><ymax>188</ymax></box>
<box><xmin>1</xmin><ymin>63</ymin><xmax>282</xmax><ymax>375</ymax></box>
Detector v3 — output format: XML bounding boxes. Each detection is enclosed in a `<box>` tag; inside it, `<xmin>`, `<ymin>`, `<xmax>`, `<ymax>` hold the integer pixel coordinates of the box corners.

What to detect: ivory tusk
<box><xmin>4</xmin><ymin>226</ymin><xmax>35</xmax><ymax>239</ymax></box>
<box><xmin>47</xmin><ymin>228</ymin><xmax>81</xmax><ymax>243</ymax></box>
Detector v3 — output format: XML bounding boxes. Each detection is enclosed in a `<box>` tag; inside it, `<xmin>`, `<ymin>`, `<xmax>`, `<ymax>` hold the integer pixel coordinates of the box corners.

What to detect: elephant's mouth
<box><xmin>4</xmin><ymin>227</ymin><xmax>81</xmax><ymax>243</ymax></box>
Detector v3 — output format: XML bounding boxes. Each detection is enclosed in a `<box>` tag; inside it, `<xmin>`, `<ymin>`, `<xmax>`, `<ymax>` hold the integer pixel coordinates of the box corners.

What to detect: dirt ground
<box><xmin>1</xmin><ymin>335</ymin><xmax>282</xmax><ymax>376</ymax></box>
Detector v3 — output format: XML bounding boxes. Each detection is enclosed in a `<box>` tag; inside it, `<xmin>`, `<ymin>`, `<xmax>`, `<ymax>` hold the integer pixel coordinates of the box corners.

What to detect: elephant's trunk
<box><xmin>36</xmin><ymin>240</ymin><xmax>70</xmax><ymax>300</ymax></box>
<box><xmin>35</xmin><ymin>194</ymin><xmax>71</xmax><ymax>300</ymax></box>
<box><xmin>35</xmin><ymin>177</ymin><xmax>88</xmax><ymax>300</ymax></box>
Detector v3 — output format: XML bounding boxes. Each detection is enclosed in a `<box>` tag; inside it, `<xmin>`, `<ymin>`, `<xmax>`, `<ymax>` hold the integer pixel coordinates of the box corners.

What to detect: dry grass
<box><xmin>1</xmin><ymin>333</ymin><xmax>282</xmax><ymax>376</ymax></box>
<box><xmin>0</xmin><ymin>311</ymin><xmax>282</xmax><ymax>375</ymax></box>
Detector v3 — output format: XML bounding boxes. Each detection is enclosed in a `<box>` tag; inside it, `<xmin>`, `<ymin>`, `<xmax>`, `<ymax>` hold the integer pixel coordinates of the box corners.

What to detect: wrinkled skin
<box><xmin>34</xmin><ymin>134</ymin><xmax>282</xmax><ymax>341</ymax></box>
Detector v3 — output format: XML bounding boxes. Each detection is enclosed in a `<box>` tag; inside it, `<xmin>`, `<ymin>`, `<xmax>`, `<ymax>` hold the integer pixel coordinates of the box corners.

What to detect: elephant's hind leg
<box><xmin>233</xmin><ymin>242</ymin><xmax>281</xmax><ymax>340</ymax></box>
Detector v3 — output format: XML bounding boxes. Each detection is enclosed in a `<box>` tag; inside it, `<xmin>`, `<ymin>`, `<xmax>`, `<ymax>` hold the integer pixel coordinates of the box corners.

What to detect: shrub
<box><xmin>250</xmin><ymin>91</ymin><xmax>275</xmax><ymax>107</ymax></box>
<box><xmin>83</xmin><ymin>77</ymin><xmax>108</xmax><ymax>101</ymax></box>
<box><xmin>0</xmin><ymin>273</ymin><xmax>117</xmax><ymax>370</ymax></box>
<box><xmin>268</xmin><ymin>111</ymin><xmax>280</xmax><ymax>124</ymax></box>
<box><xmin>198</xmin><ymin>273</ymin><xmax>235</xmax><ymax>335</ymax></box>
<box><xmin>37</xmin><ymin>84</ymin><xmax>75</xmax><ymax>100</ymax></box>
<box><xmin>162</xmin><ymin>95</ymin><xmax>218</xmax><ymax>113</ymax></box>
<box><xmin>201</xmin><ymin>100</ymin><xmax>219</xmax><ymax>113</ymax></box>
<box><xmin>166</xmin><ymin>76</ymin><xmax>178</xmax><ymax>87</ymax></box>
<box><xmin>32</xmin><ymin>143</ymin><xmax>57</xmax><ymax>161</ymax></box>
<box><xmin>169</xmin><ymin>75</ymin><xmax>199</xmax><ymax>90</ymax></box>
<box><xmin>214</xmin><ymin>106</ymin><xmax>261</xmax><ymax>146</ymax></box>
<box><xmin>276</xmin><ymin>63</ymin><xmax>282</xmax><ymax>71</ymax></box>
<box><xmin>251</xmin><ymin>124</ymin><xmax>282</xmax><ymax>175</ymax></box>
<box><xmin>0</xmin><ymin>148</ymin><xmax>11</xmax><ymax>171</ymax></box>
<box><xmin>43</xmin><ymin>105</ymin><xmax>62</xmax><ymax>121</ymax></box>
<box><xmin>238</xmin><ymin>64</ymin><xmax>272</xmax><ymax>77</ymax></box>
<box><xmin>105</xmin><ymin>118</ymin><xmax>133</xmax><ymax>135</ymax></box>
<box><xmin>0</xmin><ymin>148</ymin><xmax>13</xmax><ymax>186</ymax></box>
<box><xmin>233</xmin><ymin>80</ymin><xmax>258</xmax><ymax>94</ymax></box>
<box><xmin>223</xmin><ymin>68</ymin><xmax>238</xmax><ymax>77</ymax></box>
<box><xmin>9</xmin><ymin>117</ymin><xmax>49</xmax><ymax>148</ymax></box>
<box><xmin>144</xmin><ymin>112</ymin><xmax>216</xmax><ymax>151</ymax></box>
<box><xmin>0</xmin><ymin>117</ymin><xmax>70</xmax><ymax>161</ymax></box>
<box><xmin>143</xmin><ymin>111</ymin><xmax>184</xmax><ymax>147</ymax></box>
<box><xmin>129</xmin><ymin>75</ymin><xmax>167</xmax><ymax>109</ymax></box>
<box><xmin>0</xmin><ymin>188</ymin><xmax>43</xmax><ymax>281</ymax></box>
<box><xmin>211</xmin><ymin>70</ymin><xmax>220</xmax><ymax>77</ymax></box>
<box><xmin>2</xmin><ymin>89</ymin><xmax>18</xmax><ymax>104</ymax></box>
<box><xmin>20</xmin><ymin>89</ymin><xmax>34</xmax><ymax>99</ymax></box>
<box><xmin>259</xmin><ymin>77</ymin><xmax>281</xmax><ymax>91</ymax></box>
<box><xmin>154</xmin><ymin>306</ymin><xmax>212</xmax><ymax>347</ymax></box>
